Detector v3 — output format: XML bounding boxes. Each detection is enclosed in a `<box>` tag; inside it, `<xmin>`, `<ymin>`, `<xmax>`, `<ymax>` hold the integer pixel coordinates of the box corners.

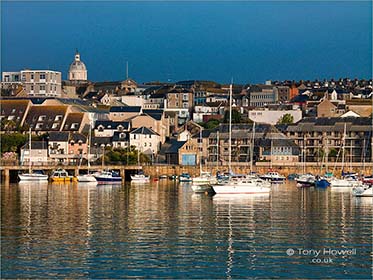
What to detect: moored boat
<box><xmin>131</xmin><ymin>173</ymin><xmax>150</xmax><ymax>183</ymax></box>
<box><xmin>179</xmin><ymin>173</ymin><xmax>192</xmax><ymax>182</ymax></box>
<box><xmin>77</xmin><ymin>174</ymin><xmax>97</xmax><ymax>183</ymax></box>
<box><xmin>94</xmin><ymin>170</ymin><xmax>122</xmax><ymax>183</ymax></box>
<box><xmin>191</xmin><ymin>171</ymin><xmax>216</xmax><ymax>193</ymax></box>
<box><xmin>212</xmin><ymin>176</ymin><xmax>271</xmax><ymax>194</ymax></box>
<box><xmin>51</xmin><ymin>168</ymin><xmax>72</xmax><ymax>182</ymax></box>
<box><xmin>352</xmin><ymin>184</ymin><xmax>373</xmax><ymax>197</ymax></box>
<box><xmin>259</xmin><ymin>171</ymin><xmax>286</xmax><ymax>183</ymax></box>
<box><xmin>18</xmin><ymin>171</ymin><xmax>48</xmax><ymax>181</ymax></box>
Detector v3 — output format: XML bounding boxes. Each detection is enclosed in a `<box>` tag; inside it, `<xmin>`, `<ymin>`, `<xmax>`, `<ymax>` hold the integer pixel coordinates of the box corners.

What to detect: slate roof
<box><xmin>70</xmin><ymin>133</ymin><xmax>87</xmax><ymax>143</ymax></box>
<box><xmin>48</xmin><ymin>131</ymin><xmax>69</xmax><ymax>141</ymax></box>
<box><xmin>110</xmin><ymin>106</ymin><xmax>141</xmax><ymax>113</ymax></box>
<box><xmin>24</xmin><ymin>105</ymin><xmax>68</xmax><ymax>131</ymax></box>
<box><xmin>113</xmin><ymin>131</ymin><xmax>129</xmax><ymax>141</ymax></box>
<box><xmin>163</xmin><ymin>139</ymin><xmax>187</xmax><ymax>154</ymax></box>
<box><xmin>94</xmin><ymin>120</ymin><xmax>130</xmax><ymax>130</ymax></box>
<box><xmin>0</xmin><ymin>99</ymin><xmax>30</xmax><ymax>126</ymax></box>
<box><xmin>91</xmin><ymin>136</ymin><xmax>112</xmax><ymax>146</ymax></box>
<box><xmin>63</xmin><ymin>113</ymin><xmax>84</xmax><ymax>131</ymax></box>
<box><xmin>130</xmin><ymin>126</ymin><xmax>159</xmax><ymax>136</ymax></box>
<box><xmin>143</xmin><ymin>109</ymin><xmax>163</xmax><ymax>120</ymax></box>
<box><xmin>22</xmin><ymin>141</ymin><xmax>48</xmax><ymax>150</ymax></box>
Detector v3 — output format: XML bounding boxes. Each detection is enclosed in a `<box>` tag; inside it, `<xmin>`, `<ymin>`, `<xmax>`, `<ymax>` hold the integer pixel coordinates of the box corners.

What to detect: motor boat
<box><xmin>259</xmin><ymin>171</ymin><xmax>286</xmax><ymax>183</ymax></box>
<box><xmin>296</xmin><ymin>174</ymin><xmax>316</xmax><ymax>187</ymax></box>
<box><xmin>51</xmin><ymin>168</ymin><xmax>72</xmax><ymax>182</ymax></box>
<box><xmin>179</xmin><ymin>173</ymin><xmax>192</xmax><ymax>182</ymax></box>
<box><xmin>94</xmin><ymin>170</ymin><xmax>122</xmax><ymax>183</ymax></box>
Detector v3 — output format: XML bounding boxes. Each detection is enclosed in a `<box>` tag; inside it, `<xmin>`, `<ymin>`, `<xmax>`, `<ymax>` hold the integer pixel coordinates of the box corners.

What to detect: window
<box><xmin>31</xmin><ymin>85</ymin><xmax>34</xmax><ymax>91</ymax></box>
<box><xmin>40</xmin><ymin>74</ymin><xmax>46</xmax><ymax>80</ymax></box>
<box><xmin>40</xmin><ymin>85</ymin><xmax>45</xmax><ymax>91</ymax></box>
<box><xmin>149</xmin><ymin>143</ymin><xmax>152</xmax><ymax>147</ymax></box>
<box><xmin>31</xmin><ymin>74</ymin><xmax>34</xmax><ymax>80</ymax></box>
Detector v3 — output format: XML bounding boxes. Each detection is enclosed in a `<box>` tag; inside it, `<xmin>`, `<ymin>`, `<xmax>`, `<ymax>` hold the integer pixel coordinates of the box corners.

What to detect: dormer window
<box><xmin>98</xmin><ymin>126</ymin><xmax>104</xmax><ymax>132</ymax></box>
<box><xmin>11</xmin><ymin>109</ymin><xmax>16</xmax><ymax>114</ymax></box>
<box><xmin>52</xmin><ymin>123</ymin><xmax>59</xmax><ymax>129</ymax></box>
<box><xmin>55</xmin><ymin>115</ymin><xmax>62</xmax><ymax>121</ymax></box>
<box><xmin>118</xmin><ymin>125</ymin><xmax>123</xmax><ymax>131</ymax></box>
<box><xmin>71</xmin><ymin>123</ymin><xmax>79</xmax><ymax>129</ymax></box>
<box><xmin>38</xmin><ymin>115</ymin><xmax>46</xmax><ymax>121</ymax></box>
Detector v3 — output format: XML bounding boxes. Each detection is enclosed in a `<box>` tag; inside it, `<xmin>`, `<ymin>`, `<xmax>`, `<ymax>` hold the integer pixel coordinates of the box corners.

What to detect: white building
<box><xmin>130</xmin><ymin>126</ymin><xmax>160</xmax><ymax>155</ymax></box>
<box><xmin>2</xmin><ymin>70</ymin><xmax>62</xmax><ymax>97</ymax></box>
<box><xmin>248</xmin><ymin>109</ymin><xmax>302</xmax><ymax>125</ymax></box>
<box><xmin>20</xmin><ymin>141</ymin><xmax>49</xmax><ymax>165</ymax></box>
<box><xmin>68</xmin><ymin>51</ymin><xmax>87</xmax><ymax>81</ymax></box>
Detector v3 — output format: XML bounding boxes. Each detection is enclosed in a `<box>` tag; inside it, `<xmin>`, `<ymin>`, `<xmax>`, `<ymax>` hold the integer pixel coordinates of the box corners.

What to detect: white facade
<box><xmin>69</xmin><ymin>52</ymin><xmax>87</xmax><ymax>81</ymax></box>
<box><xmin>248</xmin><ymin>109</ymin><xmax>302</xmax><ymax>125</ymax></box>
<box><xmin>130</xmin><ymin>131</ymin><xmax>160</xmax><ymax>154</ymax></box>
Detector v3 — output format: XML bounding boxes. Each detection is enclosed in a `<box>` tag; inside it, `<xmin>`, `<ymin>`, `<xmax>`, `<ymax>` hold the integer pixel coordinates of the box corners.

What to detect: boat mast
<box><xmin>29</xmin><ymin>127</ymin><xmax>32</xmax><ymax>174</ymax></box>
<box><xmin>87</xmin><ymin>122</ymin><xmax>91</xmax><ymax>171</ymax></box>
<box><xmin>199</xmin><ymin>129</ymin><xmax>203</xmax><ymax>176</ymax></box>
<box><xmin>250</xmin><ymin>122</ymin><xmax>255</xmax><ymax>173</ymax></box>
<box><xmin>270</xmin><ymin>138</ymin><xmax>273</xmax><ymax>170</ymax></box>
<box><xmin>341</xmin><ymin>123</ymin><xmax>346</xmax><ymax>173</ymax></box>
<box><xmin>216</xmin><ymin>130</ymin><xmax>219</xmax><ymax>171</ymax></box>
<box><xmin>228</xmin><ymin>83</ymin><xmax>232</xmax><ymax>174</ymax></box>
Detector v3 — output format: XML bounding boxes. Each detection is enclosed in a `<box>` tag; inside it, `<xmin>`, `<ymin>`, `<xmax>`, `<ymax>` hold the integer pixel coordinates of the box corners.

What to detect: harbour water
<box><xmin>1</xmin><ymin>181</ymin><xmax>372</xmax><ymax>279</ymax></box>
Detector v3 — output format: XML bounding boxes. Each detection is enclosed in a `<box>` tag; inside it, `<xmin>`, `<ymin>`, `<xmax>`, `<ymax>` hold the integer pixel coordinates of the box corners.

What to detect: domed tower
<box><xmin>69</xmin><ymin>50</ymin><xmax>87</xmax><ymax>81</ymax></box>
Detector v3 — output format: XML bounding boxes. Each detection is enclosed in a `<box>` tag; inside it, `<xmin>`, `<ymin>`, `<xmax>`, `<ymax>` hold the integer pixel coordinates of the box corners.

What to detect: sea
<box><xmin>1</xmin><ymin>181</ymin><xmax>372</xmax><ymax>279</ymax></box>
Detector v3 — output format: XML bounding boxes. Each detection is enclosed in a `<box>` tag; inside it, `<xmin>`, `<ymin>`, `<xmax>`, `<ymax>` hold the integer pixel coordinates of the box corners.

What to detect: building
<box><xmin>248</xmin><ymin>108</ymin><xmax>302</xmax><ymax>125</ymax></box>
<box><xmin>20</xmin><ymin>141</ymin><xmax>48</xmax><ymax>165</ymax></box>
<box><xmin>68</xmin><ymin>51</ymin><xmax>87</xmax><ymax>81</ymax></box>
<box><xmin>2</xmin><ymin>70</ymin><xmax>62</xmax><ymax>97</ymax></box>
<box><xmin>164</xmin><ymin>138</ymin><xmax>199</xmax><ymax>165</ymax></box>
<box><xmin>0</xmin><ymin>99</ymin><xmax>32</xmax><ymax>130</ymax></box>
<box><xmin>130</xmin><ymin>126</ymin><xmax>161</xmax><ymax>155</ymax></box>
<box><xmin>94</xmin><ymin>120</ymin><xmax>131</xmax><ymax>137</ymax></box>
<box><xmin>286</xmin><ymin>117</ymin><xmax>373</xmax><ymax>163</ymax></box>
<box><xmin>249</xmin><ymin>85</ymin><xmax>277</xmax><ymax>107</ymax></box>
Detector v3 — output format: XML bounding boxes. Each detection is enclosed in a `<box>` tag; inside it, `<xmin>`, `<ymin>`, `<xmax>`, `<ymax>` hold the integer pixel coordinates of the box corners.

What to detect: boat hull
<box><xmin>212</xmin><ymin>184</ymin><xmax>271</xmax><ymax>194</ymax></box>
<box><xmin>77</xmin><ymin>175</ymin><xmax>97</xmax><ymax>182</ymax></box>
<box><xmin>352</xmin><ymin>185</ymin><xmax>373</xmax><ymax>197</ymax></box>
<box><xmin>18</xmin><ymin>173</ymin><xmax>48</xmax><ymax>181</ymax></box>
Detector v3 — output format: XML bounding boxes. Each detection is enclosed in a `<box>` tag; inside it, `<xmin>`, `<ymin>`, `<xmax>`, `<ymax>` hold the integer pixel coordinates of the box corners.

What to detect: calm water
<box><xmin>1</xmin><ymin>181</ymin><xmax>372</xmax><ymax>279</ymax></box>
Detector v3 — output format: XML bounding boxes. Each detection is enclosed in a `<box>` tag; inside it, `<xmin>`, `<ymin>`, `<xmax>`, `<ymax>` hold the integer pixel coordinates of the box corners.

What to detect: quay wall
<box><xmin>1</xmin><ymin>163</ymin><xmax>372</xmax><ymax>184</ymax></box>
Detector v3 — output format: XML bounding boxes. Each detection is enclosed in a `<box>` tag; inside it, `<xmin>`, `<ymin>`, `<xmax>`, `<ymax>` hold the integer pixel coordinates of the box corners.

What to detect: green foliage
<box><xmin>223</xmin><ymin>109</ymin><xmax>242</xmax><ymax>123</ymax></box>
<box><xmin>105</xmin><ymin>146</ymin><xmax>150</xmax><ymax>164</ymax></box>
<box><xmin>1</xmin><ymin>133</ymin><xmax>27</xmax><ymax>153</ymax></box>
<box><xmin>277</xmin><ymin>113</ymin><xmax>294</xmax><ymax>124</ymax></box>
<box><xmin>200</xmin><ymin>119</ymin><xmax>221</xmax><ymax>129</ymax></box>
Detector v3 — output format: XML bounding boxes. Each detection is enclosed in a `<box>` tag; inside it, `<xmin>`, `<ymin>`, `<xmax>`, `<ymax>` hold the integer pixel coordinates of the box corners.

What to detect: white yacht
<box><xmin>77</xmin><ymin>174</ymin><xmax>97</xmax><ymax>183</ymax></box>
<box><xmin>18</xmin><ymin>129</ymin><xmax>48</xmax><ymax>182</ymax></box>
<box><xmin>212</xmin><ymin>176</ymin><xmax>271</xmax><ymax>194</ymax></box>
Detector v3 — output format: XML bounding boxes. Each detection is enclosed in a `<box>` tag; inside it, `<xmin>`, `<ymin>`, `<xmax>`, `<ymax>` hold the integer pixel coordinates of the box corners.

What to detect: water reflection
<box><xmin>1</xmin><ymin>182</ymin><xmax>372</xmax><ymax>279</ymax></box>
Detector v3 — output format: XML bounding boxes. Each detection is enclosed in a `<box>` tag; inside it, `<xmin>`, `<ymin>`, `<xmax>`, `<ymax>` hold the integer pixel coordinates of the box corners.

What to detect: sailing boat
<box><xmin>330</xmin><ymin>123</ymin><xmax>359</xmax><ymax>188</ymax></box>
<box><xmin>18</xmin><ymin>128</ymin><xmax>48</xmax><ymax>181</ymax></box>
<box><xmin>131</xmin><ymin>128</ymin><xmax>150</xmax><ymax>183</ymax></box>
<box><xmin>192</xmin><ymin>129</ymin><xmax>217</xmax><ymax>192</ymax></box>
<box><xmin>77</xmin><ymin>124</ymin><xmax>97</xmax><ymax>183</ymax></box>
<box><xmin>211</xmin><ymin>84</ymin><xmax>271</xmax><ymax>194</ymax></box>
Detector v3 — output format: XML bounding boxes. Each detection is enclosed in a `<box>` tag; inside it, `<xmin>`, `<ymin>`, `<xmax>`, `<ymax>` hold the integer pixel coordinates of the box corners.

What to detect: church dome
<box><xmin>69</xmin><ymin>60</ymin><xmax>87</xmax><ymax>72</ymax></box>
<box><xmin>68</xmin><ymin>51</ymin><xmax>87</xmax><ymax>81</ymax></box>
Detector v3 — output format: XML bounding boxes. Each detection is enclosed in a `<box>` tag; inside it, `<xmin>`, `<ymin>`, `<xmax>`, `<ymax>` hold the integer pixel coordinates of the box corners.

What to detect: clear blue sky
<box><xmin>1</xmin><ymin>1</ymin><xmax>372</xmax><ymax>84</ymax></box>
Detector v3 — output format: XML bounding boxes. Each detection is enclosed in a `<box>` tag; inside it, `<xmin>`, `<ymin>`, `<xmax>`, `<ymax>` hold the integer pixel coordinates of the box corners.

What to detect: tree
<box><xmin>0</xmin><ymin>133</ymin><xmax>27</xmax><ymax>153</ymax></box>
<box><xmin>277</xmin><ymin>113</ymin><xmax>294</xmax><ymax>124</ymax></box>
<box><xmin>200</xmin><ymin>119</ymin><xmax>221</xmax><ymax>130</ymax></box>
<box><xmin>223</xmin><ymin>109</ymin><xmax>242</xmax><ymax>123</ymax></box>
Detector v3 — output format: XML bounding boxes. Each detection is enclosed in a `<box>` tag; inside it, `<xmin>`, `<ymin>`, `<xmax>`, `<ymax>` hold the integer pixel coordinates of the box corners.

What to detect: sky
<box><xmin>1</xmin><ymin>1</ymin><xmax>372</xmax><ymax>84</ymax></box>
